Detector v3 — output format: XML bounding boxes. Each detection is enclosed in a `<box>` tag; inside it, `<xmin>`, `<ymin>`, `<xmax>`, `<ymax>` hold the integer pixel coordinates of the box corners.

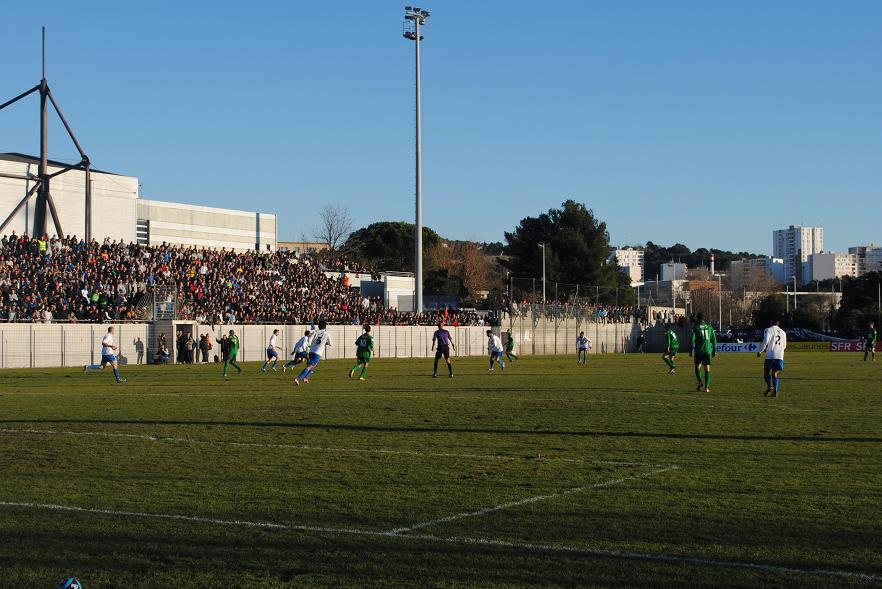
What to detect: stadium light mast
<box><xmin>539</xmin><ymin>243</ymin><xmax>546</xmax><ymax>303</ymax></box>
<box><xmin>403</xmin><ymin>6</ymin><xmax>429</xmax><ymax>313</ymax></box>
<box><xmin>0</xmin><ymin>27</ymin><xmax>93</xmax><ymax>241</ymax></box>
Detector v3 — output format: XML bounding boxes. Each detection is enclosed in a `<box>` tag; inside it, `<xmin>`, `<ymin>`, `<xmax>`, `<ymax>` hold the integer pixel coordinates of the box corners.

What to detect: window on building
<box><xmin>136</xmin><ymin>219</ymin><xmax>149</xmax><ymax>246</ymax></box>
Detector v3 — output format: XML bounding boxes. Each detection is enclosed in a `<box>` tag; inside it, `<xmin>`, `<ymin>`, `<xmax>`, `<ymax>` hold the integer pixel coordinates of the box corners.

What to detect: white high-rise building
<box><xmin>772</xmin><ymin>225</ymin><xmax>824</xmax><ymax>283</ymax></box>
<box><xmin>608</xmin><ymin>248</ymin><xmax>644</xmax><ymax>285</ymax></box>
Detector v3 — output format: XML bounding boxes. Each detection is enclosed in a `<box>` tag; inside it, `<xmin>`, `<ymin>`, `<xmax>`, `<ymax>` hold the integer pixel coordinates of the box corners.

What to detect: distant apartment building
<box><xmin>773</xmin><ymin>225</ymin><xmax>823</xmax><ymax>283</ymax></box>
<box><xmin>608</xmin><ymin>248</ymin><xmax>644</xmax><ymax>285</ymax></box>
<box><xmin>277</xmin><ymin>241</ymin><xmax>330</xmax><ymax>255</ymax></box>
<box><xmin>729</xmin><ymin>257</ymin><xmax>785</xmax><ymax>289</ymax></box>
<box><xmin>808</xmin><ymin>252</ymin><xmax>859</xmax><ymax>282</ymax></box>
<box><xmin>848</xmin><ymin>244</ymin><xmax>882</xmax><ymax>275</ymax></box>
<box><xmin>660</xmin><ymin>262</ymin><xmax>687</xmax><ymax>282</ymax></box>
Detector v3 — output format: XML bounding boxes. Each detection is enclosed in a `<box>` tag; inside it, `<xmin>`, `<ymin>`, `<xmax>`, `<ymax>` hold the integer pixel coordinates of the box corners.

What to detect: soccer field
<box><xmin>1</xmin><ymin>353</ymin><xmax>880</xmax><ymax>588</ymax></box>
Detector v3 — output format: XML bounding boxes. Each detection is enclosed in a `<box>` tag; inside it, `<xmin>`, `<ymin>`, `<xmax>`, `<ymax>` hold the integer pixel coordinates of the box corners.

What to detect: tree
<box><xmin>503</xmin><ymin>199</ymin><xmax>632</xmax><ymax>303</ymax></box>
<box><xmin>835</xmin><ymin>272</ymin><xmax>882</xmax><ymax>336</ymax></box>
<box><xmin>313</xmin><ymin>204</ymin><xmax>353</xmax><ymax>257</ymax></box>
<box><xmin>344</xmin><ymin>221</ymin><xmax>442</xmax><ymax>272</ymax></box>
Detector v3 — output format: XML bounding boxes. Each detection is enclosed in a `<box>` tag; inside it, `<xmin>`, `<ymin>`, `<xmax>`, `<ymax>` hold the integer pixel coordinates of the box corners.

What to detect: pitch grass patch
<box><xmin>0</xmin><ymin>353</ymin><xmax>881</xmax><ymax>588</ymax></box>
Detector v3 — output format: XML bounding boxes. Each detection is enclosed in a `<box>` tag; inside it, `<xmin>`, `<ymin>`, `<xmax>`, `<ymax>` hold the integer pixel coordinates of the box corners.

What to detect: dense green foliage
<box><xmin>344</xmin><ymin>221</ymin><xmax>442</xmax><ymax>272</ymax></box>
<box><xmin>1</xmin><ymin>354</ymin><xmax>880</xmax><ymax>588</ymax></box>
<box><xmin>504</xmin><ymin>200</ymin><xmax>633</xmax><ymax>303</ymax></box>
<box><xmin>639</xmin><ymin>241</ymin><xmax>761</xmax><ymax>279</ymax></box>
<box><xmin>836</xmin><ymin>272</ymin><xmax>882</xmax><ymax>335</ymax></box>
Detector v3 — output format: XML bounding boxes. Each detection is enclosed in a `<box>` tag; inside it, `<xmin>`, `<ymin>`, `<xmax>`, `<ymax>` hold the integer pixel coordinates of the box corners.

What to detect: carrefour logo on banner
<box><xmin>716</xmin><ymin>342</ymin><xmax>759</xmax><ymax>353</ymax></box>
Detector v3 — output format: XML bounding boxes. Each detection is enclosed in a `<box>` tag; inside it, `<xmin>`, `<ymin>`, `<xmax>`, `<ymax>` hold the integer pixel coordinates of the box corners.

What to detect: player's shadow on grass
<box><xmin>2</xmin><ymin>419</ymin><xmax>882</xmax><ymax>443</ymax></box>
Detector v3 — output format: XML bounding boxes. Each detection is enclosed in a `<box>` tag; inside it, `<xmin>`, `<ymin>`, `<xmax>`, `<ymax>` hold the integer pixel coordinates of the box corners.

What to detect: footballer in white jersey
<box><xmin>486</xmin><ymin>329</ymin><xmax>506</xmax><ymax>371</ymax></box>
<box><xmin>83</xmin><ymin>326</ymin><xmax>125</xmax><ymax>383</ymax></box>
<box><xmin>757</xmin><ymin>318</ymin><xmax>787</xmax><ymax>398</ymax></box>
<box><xmin>261</xmin><ymin>329</ymin><xmax>282</xmax><ymax>372</ymax></box>
<box><xmin>295</xmin><ymin>321</ymin><xmax>332</xmax><ymax>386</ymax></box>
<box><xmin>283</xmin><ymin>329</ymin><xmax>311</xmax><ymax>372</ymax></box>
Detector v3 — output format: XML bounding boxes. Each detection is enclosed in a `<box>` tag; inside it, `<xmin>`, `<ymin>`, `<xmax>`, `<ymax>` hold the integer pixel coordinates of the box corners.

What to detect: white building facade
<box><xmin>609</xmin><ymin>248</ymin><xmax>644</xmax><ymax>285</ymax></box>
<box><xmin>848</xmin><ymin>244</ymin><xmax>882</xmax><ymax>275</ymax></box>
<box><xmin>729</xmin><ymin>257</ymin><xmax>785</xmax><ymax>289</ymax></box>
<box><xmin>773</xmin><ymin>225</ymin><xmax>824</xmax><ymax>283</ymax></box>
<box><xmin>808</xmin><ymin>252</ymin><xmax>859</xmax><ymax>282</ymax></box>
<box><xmin>0</xmin><ymin>153</ymin><xmax>276</xmax><ymax>252</ymax></box>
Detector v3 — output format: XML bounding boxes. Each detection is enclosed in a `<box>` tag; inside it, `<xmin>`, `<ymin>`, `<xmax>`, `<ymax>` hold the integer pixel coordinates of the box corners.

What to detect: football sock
<box><xmin>670</xmin><ymin>358</ymin><xmax>676</xmax><ymax>368</ymax></box>
<box><xmin>113</xmin><ymin>368</ymin><xmax>121</xmax><ymax>382</ymax></box>
<box><xmin>764</xmin><ymin>371</ymin><xmax>771</xmax><ymax>388</ymax></box>
<box><xmin>87</xmin><ymin>364</ymin><xmax>101</xmax><ymax>370</ymax></box>
<box><xmin>447</xmin><ymin>363</ymin><xmax>453</xmax><ymax>376</ymax></box>
<box><xmin>694</xmin><ymin>366</ymin><xmax>702</xmax><ymax>384</ymax></box>
<box><xmin>489</xmin><ymin>358</ymin><xmax>494</xmax><ymax>369</ymax></box>
<box><xmin>360</xmin><ymin>365</ymin><xmax>368</xmax><ymax>378</ymax></box>
<box><xmin>272</xmin><ymin>359</ymin><xmax>278</xmax><ymax>369</ymax></box>
<box><xmin>261</xmin><ymin>361</ymin><xmax>269</xmax><ymax>371</ymax></box>
<box><xmin>230</xmin><ymin>360</ymin><xmax>241</xmax><ymax>373</ymax></box>
<box><xmin>223</xmin><ymin>362</ymin><xmax>229</xmax><ymax>376</ymax></box>
<box><xmin>663</xmin><ymin>357</ymin><xmax>672</xmax><ymax>368</ymax></box>
<box><xmin>704</xmin><ymin>368</ymin><xmax>712</xmax><ymax>388</ymax></box>
<box><xmin>772</xmin><ymin>375</ymin><xmax>779</xmax><ymax>393</ymax></box>
<box><xmin>297</xmin><ymin>367</ymin><xmax>310</xmax><ymax>380</ymax></box>
<box><xmin>433</xmin><ymin>358</ymin><xmax>439</xmax><ymax>375</ymax></box>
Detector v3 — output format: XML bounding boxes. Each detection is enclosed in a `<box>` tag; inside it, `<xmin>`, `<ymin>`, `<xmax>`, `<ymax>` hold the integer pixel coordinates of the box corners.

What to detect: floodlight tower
<box><xmin>403</xmin><ymin>6</ymin><xmax>429</xmax><ymax>313</ymax></box>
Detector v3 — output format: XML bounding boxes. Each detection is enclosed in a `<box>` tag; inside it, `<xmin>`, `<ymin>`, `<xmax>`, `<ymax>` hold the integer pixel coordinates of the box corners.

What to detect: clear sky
<box><xmin>1</xmin><ymin>0</ymin><xmax>880</xmax><ymax>255</ymax></box>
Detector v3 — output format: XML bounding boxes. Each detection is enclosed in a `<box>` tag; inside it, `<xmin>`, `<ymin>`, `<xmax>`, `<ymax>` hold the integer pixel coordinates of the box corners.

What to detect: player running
<box><xmin>758</xmin><ymin>318</ymin><xmax>787</xmax><ymax>399</ymax></box>
<box><xmin>576</xmin><ymin>331</ymin><xmax>591</xmax><ymax>365</ymax></box>
<box><xmin>261</xmin><ymin>329</ymin><xmax>282</xmax><ymax>372</ymax></box>
<box><xmin>349</xmin><ymin>325</ymin><xmax>374</xmax><ymax>381</ymax></box>
<box><xmin>294</xmin><ymin>320</ymin><xmax>331</xmax><ymax>386</ymax></box>
<box><xmin>83</xmin><ymin>326</ymin><xmax>125</xmax><ymax>383</ymax></box>
<box><xmin>431</xmin><ymin>321</ymin><xmax>455</xmax><ymax>378</ymax></box>
<box><xmin>486</xmin><ymin>329</ymin><xmax>506</xmax><ymax>371</ymax></box>
<box><xmin>863</xmin><ymin>321</ymin><xmax>877</xmax><ymax>362</ymax></box>
<box><xmin>283</xmin><ymin>329</ymin><xmax>311</xmax><ymax>372</ymax></box>
<box><xmin>689</xmin><ymin>313</ymin><xmax>717</xmax><ymax>392</ymax></box>
<box><xmin>504</xmin><ymin>329</ymin><xmax>518</xmax><ymax>362</ymax></box>
<box><xmin>222</xmin><ymin>329</ymin><xmax>242</xmax><ymax>378</ymax></box>
<box><xmin>662</xmin><ymin>324</ymin><xmax>679</xmax><ymax>374</ymax></box>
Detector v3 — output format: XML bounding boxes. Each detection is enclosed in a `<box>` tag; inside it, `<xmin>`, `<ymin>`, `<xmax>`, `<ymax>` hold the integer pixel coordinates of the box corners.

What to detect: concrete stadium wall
<box><xmin>0</xmin><ymin>320</ymin><xmax>652</xmax><ymax>369</ymax></box>
<box><xmin>0</xmin><ymin>323</ymin><xmax>149</xmax><ymax>369</ymax></box>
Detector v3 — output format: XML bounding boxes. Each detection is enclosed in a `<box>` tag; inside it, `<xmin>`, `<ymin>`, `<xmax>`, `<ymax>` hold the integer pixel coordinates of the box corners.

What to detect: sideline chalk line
<box><xmin>0</xmin><ymin>500</ymin><xmax>877</xmax><ymax>583</ymax></box>
<box><xmin>386</xmin><ymin>465</ymin><xmax>679</xmax><ymax>534</ymax></box>
<box><xmin>0</xmin><ymin>428</ymin><xmax>658</xmax><ymax>467</ymax></box>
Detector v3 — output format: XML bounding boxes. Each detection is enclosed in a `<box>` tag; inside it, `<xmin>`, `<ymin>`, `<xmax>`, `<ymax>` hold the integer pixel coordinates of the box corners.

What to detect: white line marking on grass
<box><xmin>0</xmin><ymin>428</ymin><xmax>657</xmax><ymax>467</ymax></box>
<box><xmin>0</xmin><ymin>500</ymin><xmax>877</xmax><ymax>583</ymax></box>
<box><xmin>386</xmin><ymin>466</ymin><xmax>679</xmax><ymax>535</ymax></box>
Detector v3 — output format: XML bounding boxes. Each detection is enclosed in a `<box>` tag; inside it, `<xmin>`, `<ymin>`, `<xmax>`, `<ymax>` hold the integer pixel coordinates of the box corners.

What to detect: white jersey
<box><xmin>576</xmin><ymin>336</ymin><xmax>591</xmax><ymax>350</ymax></box>
<box><xmin>309</xmin><ymin>329</ymin><xmax>332</xmax><ymax>356</ymax></box>
<box><xmin>293</xmin><ymin>336</ymin><xmax>309</xmax><ymax>354</ymax></box>
<box><xmin>761</xmin><ymin>326</ymin><xmax>787</xmax><ymax>360</ymax></box>
<box><xmin>101</xmin><ymin>333</ymin><xmax>115</xmax><ymax>356</ymax></box>
<box><xmin>488</xmin><ymin>335</ymin><xmax>503</xmax><ymax>353</ymax></box>
<box><xmin>268</xmin><ymin>333</ymin><xmax>279</xmax><ymax>350</ymax></box>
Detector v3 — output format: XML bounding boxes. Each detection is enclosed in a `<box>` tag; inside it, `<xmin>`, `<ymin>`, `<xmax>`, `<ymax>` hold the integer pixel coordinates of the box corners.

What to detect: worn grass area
<box><xmin>0</xmin><ymin>352</ymin><xmax>880</xmax><ymax>588</ymax></box>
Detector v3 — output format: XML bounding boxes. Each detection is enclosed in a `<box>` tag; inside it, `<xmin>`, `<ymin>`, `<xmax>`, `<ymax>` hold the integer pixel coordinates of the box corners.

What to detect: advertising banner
<box><xmin>715</xmin><ymin>342</ymin><xmax>760</xmax><ymax>353</ymax></box>
<box><xmin>830</xmin><ymin>341</ymin><xmax>881</xmax><ymax>352</ymax></box>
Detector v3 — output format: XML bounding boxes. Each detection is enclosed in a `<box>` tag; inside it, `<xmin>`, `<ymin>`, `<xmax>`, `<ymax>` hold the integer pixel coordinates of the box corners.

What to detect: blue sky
<box><xmin>1</xmin><ymin>0</ymin><xmax>880</xmax><ymax>255</ymax></box>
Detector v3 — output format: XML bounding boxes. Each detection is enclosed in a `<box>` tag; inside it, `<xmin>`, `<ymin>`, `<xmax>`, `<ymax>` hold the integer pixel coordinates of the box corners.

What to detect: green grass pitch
<box><xmin>1</xmin><ymin>352</ymin><xmax>880</xmax><ymax>588</ymax></box>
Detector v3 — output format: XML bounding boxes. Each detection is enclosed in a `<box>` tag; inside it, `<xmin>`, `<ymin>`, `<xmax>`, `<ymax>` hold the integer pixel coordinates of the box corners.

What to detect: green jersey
<box><xmin>867</xmin><ymin>328</ymin><xmax>877</xmax><ymax>345</ymax></box>
<box><xmin>228</xmin><ymin>334</ymin><xmax>240</xmax><ymax>358</ymax></box>
<box><xmin>690</xmin><ymin>322</ymin><xmax>716</xmax><ymax>356</ymax></box>
<box><xmin>665</xmin><ymin>330</ymin><xmax>679</xmax><ymax>351</ymax></box>
<box><xmin>355</xmin><ymin>333</ymin><xmax>374</xmax><ymax>357</ymax></box>
<box><xmin>505</xmin><ymin>333</ymin><xmax>515</xmax><ymax>351</ymax></box>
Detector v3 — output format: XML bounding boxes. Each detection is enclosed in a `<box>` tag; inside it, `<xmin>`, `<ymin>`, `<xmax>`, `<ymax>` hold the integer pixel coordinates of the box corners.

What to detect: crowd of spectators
<box><xmin>0</xmin><ymin>233</ymin><xmax>483</xmax><ymax>326</ymax></box>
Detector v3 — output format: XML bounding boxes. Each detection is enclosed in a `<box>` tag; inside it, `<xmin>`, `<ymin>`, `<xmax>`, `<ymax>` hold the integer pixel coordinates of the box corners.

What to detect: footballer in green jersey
<box><xmin>349</xmin><ymin>325</ymin><xmax>374</xmax><ymax>381</ymax></box>
<box><xmin>504</xmin><ymin>329</ymin><xmax>518</xmax><ymax>362</ymax></box>
<box><xmin>662</xmin><ymin>324</ymin><xmax>679</xmax><ymax>374</ymax></box>
<box><xmin>223</xmin><ymin>329</ymin><xmax>242</xmax><ymax>377</ymax></box>
<box><xmin>864</xmin><ymin>322</ymin><xmax>877</xmax><ymax>362</ymax></box>
<box><xmin>689</xmin><ymin>313</ymin><xmax>717</xmax><ymax>392</ymax></box>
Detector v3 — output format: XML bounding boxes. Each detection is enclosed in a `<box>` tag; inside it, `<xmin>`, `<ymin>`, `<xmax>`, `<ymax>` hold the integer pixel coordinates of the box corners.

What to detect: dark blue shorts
<box><xmin>764</xmin><ymin>359</ymin><xmax>784</xmax><ymax>373</ymax></box>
